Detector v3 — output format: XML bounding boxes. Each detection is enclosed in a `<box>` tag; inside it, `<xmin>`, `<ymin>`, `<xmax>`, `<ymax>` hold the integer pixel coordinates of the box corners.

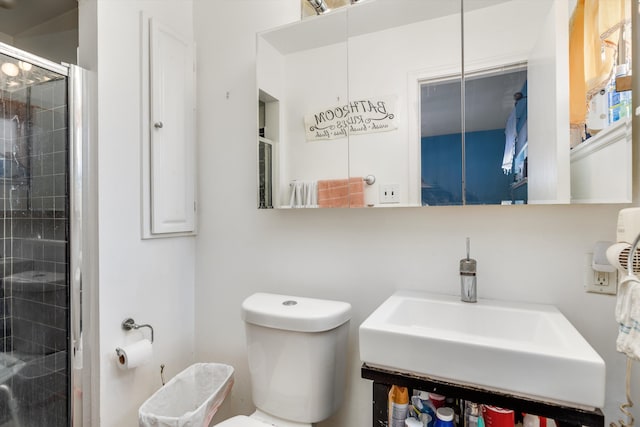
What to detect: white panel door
<box><xmin>149</xmin><ymin>18</ymin><xmax>196</xmax><ymax>234</ymax></box>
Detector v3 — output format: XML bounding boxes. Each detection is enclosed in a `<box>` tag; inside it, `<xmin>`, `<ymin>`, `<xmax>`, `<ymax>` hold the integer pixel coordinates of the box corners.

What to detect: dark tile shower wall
<box><xmin>0</xmin><ymin>78</ymin><xmax>69</xmax><ymax>427</ymax></box>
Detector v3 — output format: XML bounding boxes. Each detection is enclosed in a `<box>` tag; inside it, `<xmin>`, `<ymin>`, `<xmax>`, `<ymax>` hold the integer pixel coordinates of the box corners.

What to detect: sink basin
<box><xmin>359</xmin><ymin>291</ymin><xmax>605</xmax><ymax>409</ymax></box>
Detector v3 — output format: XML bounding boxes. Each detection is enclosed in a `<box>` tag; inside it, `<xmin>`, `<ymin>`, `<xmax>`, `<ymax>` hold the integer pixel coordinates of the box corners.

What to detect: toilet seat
<box><xmin>215</xmin><ymin>415</ymin><xmax>267</xmax><ymax>427</ymax></box>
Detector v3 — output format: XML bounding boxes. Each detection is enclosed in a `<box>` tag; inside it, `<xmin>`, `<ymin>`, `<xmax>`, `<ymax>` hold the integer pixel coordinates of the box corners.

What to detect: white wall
<box><xmin>13</xmin><ymin>9</ymin><xmax>79</xmax><ymax>65</ymax></box>
<box><xmin>194</xmin><ymin>1</ymin><xmax>636</xmax><ymax>426</ymax></box>
<box><xmin>81</xmin><ymin>1</ymin><xmax>197</xmax><ymax>425</ymax></box>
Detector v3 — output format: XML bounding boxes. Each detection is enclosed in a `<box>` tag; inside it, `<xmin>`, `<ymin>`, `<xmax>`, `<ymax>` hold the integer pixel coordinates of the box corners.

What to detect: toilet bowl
<box><xmin>215</xmin><ymin>293</ymin><xmax>352</xmax><ymax>427</ymax></box>
<box><xmin>216</xmin><ymin>409</ymin><xmax>311</xmax><ymax>427</ymax></box>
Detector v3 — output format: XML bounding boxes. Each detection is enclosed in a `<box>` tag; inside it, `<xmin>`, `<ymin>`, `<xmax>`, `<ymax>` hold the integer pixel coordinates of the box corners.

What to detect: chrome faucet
<box><xmin>460</xmin><ymin>238</ymin><xmax>477</xmax><ymax>303</ymax></box>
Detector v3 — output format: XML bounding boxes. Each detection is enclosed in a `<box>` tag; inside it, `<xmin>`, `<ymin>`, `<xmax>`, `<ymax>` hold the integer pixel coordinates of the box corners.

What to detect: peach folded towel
<box><xmin>318</xmin><ymin>177</ymin><xmax>365</xmax><ymax>208</ymax></box>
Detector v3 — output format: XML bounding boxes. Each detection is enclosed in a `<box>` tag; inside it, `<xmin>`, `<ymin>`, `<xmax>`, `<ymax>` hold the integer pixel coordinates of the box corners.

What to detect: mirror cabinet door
<box><xmin>347</xmin><ymin>0</ymin><xmax>462</xmax><ymax>207</ymax></box>
<box><xmin>462</xmin><ymin>0</ymin><xmax>564</xmax><ymax>206</ymax></box>
<box><xmin>462</xmin><ymin>0</ymin><xmax>632</xmax><ymax>205</ymax></box>
<box><xmin>568</xmin><ymin>0</ymin><xmax>633</xmax><ymax>203</ymax></box>
<box><xmin>257</xmin><ymin>10</ymin><xmax>349</xmax><ymax>209</ymax></box>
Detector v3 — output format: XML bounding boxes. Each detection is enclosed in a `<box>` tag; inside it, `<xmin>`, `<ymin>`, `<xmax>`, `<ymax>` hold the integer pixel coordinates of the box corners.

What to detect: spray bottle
<box><xmin>389</xmin><ymin>385</ymin><xmax>409</xmax><ymax>427</ymax></box>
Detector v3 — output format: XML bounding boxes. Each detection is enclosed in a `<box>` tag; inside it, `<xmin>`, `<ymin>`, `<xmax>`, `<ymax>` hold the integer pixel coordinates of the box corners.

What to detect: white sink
<box><xmin>359</xmin><ymin>291</ymin><xmax>605</xmax><ymax>409</ymax></box>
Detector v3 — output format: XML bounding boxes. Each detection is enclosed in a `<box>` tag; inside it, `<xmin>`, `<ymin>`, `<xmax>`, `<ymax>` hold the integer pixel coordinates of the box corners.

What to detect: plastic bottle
<box><xmin>389</xmin><ymin>385</ymin><xmax>410</xmax><ymax>427</ymax></box>
<box><xmin>617</xmin><ymin>64</ymin><xmax>632</xmax><ymax>120</ymax></box>
<box><xmin>608</xmin><ymin>76</ymin><xmax>621</xmax><ymax>124</ymax></box>
<box><xmin>410</xmin><ymin>391</ymin><xmax>436</xmax><ymax>427</ymax></box>
<box><xmin>482</xmin><ymin>405</ymin><xmax>514</xmax><ymax>427</ymax></box>
<box><xmin>463</xmin><ymin>402</ymin><xmax>480</xmax><ymax>427</ymax></box>
<box><xmin>407</xmin><ymin>418</ymin><xmax>424</xmax><ymax>427</ymax></box>
<box><xmin>420</xmin><ymin>413</ymin><xmax>434</xmax><ymax>427</ymax></box>
<box><xmin>523</xmin><ymin>413</ymin><xmax>557</xmax><ymax>427</ymax></box>
<box><xmin>435</xmin><ymin>407</ymin><xmax>455</xmax><ymax>427</ymax></box>
<box><xmin>429</xmin><ymin>393</ymin><xmax>446</xmax><ymax>409</ymax></box>
<box><xmin>413</xmin><ymin>391</ymin><xmax>436</xmax><ymax>417</ymax></box>
<box><xmin>608</xmin><ymin>64</ymin><xmax>632</xmax><ymax>125</ymax></box>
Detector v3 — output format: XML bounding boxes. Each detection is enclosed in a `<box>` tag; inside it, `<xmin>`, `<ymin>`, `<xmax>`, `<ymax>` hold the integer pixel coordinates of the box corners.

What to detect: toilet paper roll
<box><xmin>116</xmin><ymin>339</ymin><xmax>152</xmax><ymax>370</ymax></box>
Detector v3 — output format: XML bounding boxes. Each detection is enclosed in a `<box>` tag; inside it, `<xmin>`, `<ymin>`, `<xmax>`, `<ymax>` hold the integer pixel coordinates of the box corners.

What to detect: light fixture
<box><xmin>1</xmin><ymin>62</ymin><xmax>19</xmax><ymax>77</ymax></box>
<box><xmin>307</xmin><ymin>0</ymin><xmax>329</xmax><ymax>15</ymax></box>
<box><xmin>18</xmin><ymin>61</ymin><xmax>31</xmax><ymax>72</ymax></box>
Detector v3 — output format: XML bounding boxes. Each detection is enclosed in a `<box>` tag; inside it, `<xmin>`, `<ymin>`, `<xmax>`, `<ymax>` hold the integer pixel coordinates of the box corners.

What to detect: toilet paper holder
<box><xmin>121</xmin><ymin>318</ymin><xmax>154</xmax><ymax>343</ymax></box>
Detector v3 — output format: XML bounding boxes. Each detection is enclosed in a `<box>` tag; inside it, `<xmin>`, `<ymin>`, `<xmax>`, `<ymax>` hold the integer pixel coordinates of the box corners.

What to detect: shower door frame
<box><xmin>69</xmin><ymin>62</ymin><xmax>96</xmax><ymax>427</ymax></box>
<box><xmin>0</xmin><ymin>41</ymin><xmax>95</xmax><ymax>427</ymax></box>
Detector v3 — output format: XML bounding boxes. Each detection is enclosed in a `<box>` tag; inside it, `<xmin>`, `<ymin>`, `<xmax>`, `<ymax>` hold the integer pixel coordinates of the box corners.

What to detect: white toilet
<box><xmin>216</xmin><ymin>292</ymin><xmax>352</xmax><ymax>427</ymax></box>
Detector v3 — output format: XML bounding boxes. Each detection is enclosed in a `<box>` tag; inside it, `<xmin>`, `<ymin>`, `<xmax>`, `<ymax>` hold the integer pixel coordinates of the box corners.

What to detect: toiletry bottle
<box><xmin>389</xmin><ymin>385</ymin><xmax>410</xmax><ymax>427</ymax></box>
<box><xmin>435</xmin><ymin>407</ymin><xmax>455</xmax><ymax>427</ymax></box>
<box><xmin>420</xmin><ymin>413</ymin><xmax>434</xmax><ymax>427</ymax></box>
<box><xmin>412</xmin><ymin>390</ymin><xmax>435</xmax><ymax>427</ymax></box>
<box><xmin>523</xmin><ymin>414</ymin><xmax>540</xmax><ymax>427</ymax></box>
<box><xmin>463</xmin><ymin>402</ymin><xmax>480</xmax><ymax>427</ymax></box>
<box><xmin>429</xmin><ymin>393</ymin><xmax>445</xmax><ymax>409</ymax></box>
<box><xmin>523</xmin><ymin>413</ymin><xmax>557</xmax><ymax>427</ymax></box>
<box><xmin>608</xmin><ymin>76</ymin><xmax>620</xmax><ymax>124</ymax></box>
<box><xmin>417</xmin><ymin>391</ymin><xmax>436</xmax><ymax>417</ymax></box>
<box><xmin>482</xmin><ymin>405</ymin><xmax>514</xmax><ymax>427</ymax></box>
<box><xmin>407</xmin><ymin>418</ymin><xmax>424</xmax><ymax>427</ymax></box>
<box><xmin>412</xmin><ymin>394</ymin><xmax>433</xmax><ymax>417</ymax></box>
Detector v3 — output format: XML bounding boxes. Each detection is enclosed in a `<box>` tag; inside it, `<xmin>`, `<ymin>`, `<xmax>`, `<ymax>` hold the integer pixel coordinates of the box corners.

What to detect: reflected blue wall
<box><xmin>421</xmin><ymin>129</ymin><xmax>514</xmax><ymax>205</ymax></box>
<box><xmin>420</xmin><ymin>134</ymin><xmax>463</xmax><ymax>205</ymax></box>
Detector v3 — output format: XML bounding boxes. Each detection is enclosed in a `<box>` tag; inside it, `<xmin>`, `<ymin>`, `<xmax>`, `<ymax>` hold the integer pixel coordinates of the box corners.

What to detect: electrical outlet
<box><xmin>584</xmin><ymin>253</ymin><xmax>618</xmax><ymax>295</ymax></box>
<box><xmin>594</xmin><ymin>271</ymin><xmax>608</xmax><ymax>287</ymax></box>
<box><xmin>380</xmin><ymin>184</ymin><xmax>400</xmax><ymax>204</ymax></box>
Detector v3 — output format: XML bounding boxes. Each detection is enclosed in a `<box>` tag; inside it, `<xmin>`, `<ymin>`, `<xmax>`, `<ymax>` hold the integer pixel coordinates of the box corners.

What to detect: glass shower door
<box><xmin>0</xmin><ymin>48</ymin><xmax>70</xmax><ymax>427</ymax></box>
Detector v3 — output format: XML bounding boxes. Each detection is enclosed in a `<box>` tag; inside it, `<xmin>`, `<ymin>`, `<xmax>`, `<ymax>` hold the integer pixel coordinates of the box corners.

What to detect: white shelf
<box><xmin>570</xmin><ymin>117</ymin><xmax>631</xmax><ymax>162</ymax></box>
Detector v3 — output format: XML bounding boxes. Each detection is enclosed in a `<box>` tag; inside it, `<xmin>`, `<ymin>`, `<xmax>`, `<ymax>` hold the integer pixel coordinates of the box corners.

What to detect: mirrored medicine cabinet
<box><xmin>257</xmin><ymin>0</ymin><xmax>634</xmax><ymax>209</ymax></box>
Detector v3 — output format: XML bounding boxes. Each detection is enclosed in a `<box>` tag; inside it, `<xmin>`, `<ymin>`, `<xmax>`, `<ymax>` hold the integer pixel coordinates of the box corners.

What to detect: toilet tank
<box><xmin>241</xmin><ymin>293</ymin><xmax>351</xmax><ymax>424</ymax></box>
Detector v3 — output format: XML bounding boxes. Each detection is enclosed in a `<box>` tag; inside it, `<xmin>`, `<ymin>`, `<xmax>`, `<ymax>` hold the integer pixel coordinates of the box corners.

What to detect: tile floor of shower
<box><xmin>0</xmin><ymin>78</ymin><xmax>69</xmax><ymax>427</ymax></box>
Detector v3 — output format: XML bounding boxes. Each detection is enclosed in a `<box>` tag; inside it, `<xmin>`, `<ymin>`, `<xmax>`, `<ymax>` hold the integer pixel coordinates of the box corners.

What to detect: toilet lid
<box><xmin>215</xmin><ymin>416</ymin><xmax>266</xmax><ymax>427</ymax></box>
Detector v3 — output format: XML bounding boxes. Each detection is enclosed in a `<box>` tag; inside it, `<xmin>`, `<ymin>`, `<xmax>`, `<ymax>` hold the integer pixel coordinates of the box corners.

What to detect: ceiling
<box><xmin>421</xmin><ymin>69</ymin><xmax>527</xmax><ymax>137</ymax></box>
<box><xmin>0</xmin><ymin>0</ymin><xmax>77</xmax><ymax>36</ymax></box>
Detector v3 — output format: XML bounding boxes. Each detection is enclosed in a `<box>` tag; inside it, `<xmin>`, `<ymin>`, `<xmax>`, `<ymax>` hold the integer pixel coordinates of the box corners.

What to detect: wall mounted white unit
<box><xmin>142</xmin><ymin>16</ymin><xmax>196</xmax><ymax>237</ymax></box>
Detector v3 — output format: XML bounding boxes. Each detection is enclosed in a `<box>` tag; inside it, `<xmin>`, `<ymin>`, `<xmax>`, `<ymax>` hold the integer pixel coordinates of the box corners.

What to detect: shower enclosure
<box><xmin>0</xmin><ymin>43</ymin><xmax>89</xmax><ymax>427</ymax></box>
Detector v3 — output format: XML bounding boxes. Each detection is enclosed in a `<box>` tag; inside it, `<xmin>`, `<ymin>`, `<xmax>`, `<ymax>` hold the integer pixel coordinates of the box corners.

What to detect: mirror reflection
<box><xmin>257</xmin><ymin>0</ymin><xmax>633</xmax><ymax>209</ymax></box>
<box><xmin>421</xmin><ymin>67</ymin><xmax>528</xmax><ymax>206</ymax></box>
<box><xmin>569</xmin><ymin>0</ymin><xmax>632</xmax><ymax>203</ymax></box>
<box><xmin>257</xmin><ymin>9</ymin><xmax>350</xmax><ymax>209</ymax></box>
